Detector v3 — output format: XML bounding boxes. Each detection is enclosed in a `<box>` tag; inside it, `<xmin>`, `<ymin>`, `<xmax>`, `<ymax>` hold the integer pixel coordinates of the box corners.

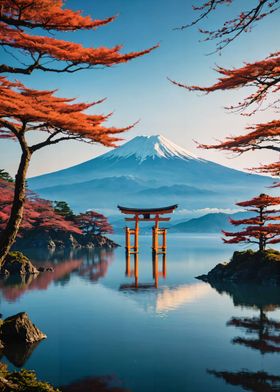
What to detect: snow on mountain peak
<box><xmin>105</xmin><ymin>135</ymin><xmax>200</xmax><ymax>162</ymax></box>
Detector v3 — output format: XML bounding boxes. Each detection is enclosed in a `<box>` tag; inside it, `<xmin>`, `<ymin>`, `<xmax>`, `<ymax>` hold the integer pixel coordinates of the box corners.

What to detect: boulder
<box><xmin>1</xmin><ymin>312</ymin><xmax>46</xmax><ymax>344</ymax></box>
<box><xmin>197</xmin><ymin>249</ymin><xmax>280</xmax><ymax>286</ymax></box>
<box><xmin>1</xmin><ymin>252</ymin><xmax>39</xmax><ymax>275</ymax></box>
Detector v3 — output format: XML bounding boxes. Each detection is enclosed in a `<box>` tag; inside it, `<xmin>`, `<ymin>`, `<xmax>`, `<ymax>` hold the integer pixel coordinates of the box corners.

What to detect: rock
<box><xmin>197</xmin><ymin>249</ymin><xmax>280</xmax><ymax>286</ymax></box>
<box><xmin>1</xmin><ymin>312</ymin><xmax>46</xmax><ymax>344</ymax></box>
<box><xmin>1</xmin><ymin>252</ymin><xmax>39</xmax><ymax>275</ymax></box>
<box><xmin>78</xmin><ymin>234</ymin><xmax>120</xmax><ymax>249</ymax></box>
<box><xmin>15</xmin><ymin>228</ymin><xmax>120</xmax><ymax>250</ymax></box>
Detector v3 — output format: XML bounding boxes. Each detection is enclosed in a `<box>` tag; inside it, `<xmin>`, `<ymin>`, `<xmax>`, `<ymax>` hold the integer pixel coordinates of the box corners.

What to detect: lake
<box><xmin>1</xmin><ymin>234</ymin><xmax>280</xmax><ymax>392</ymax></box>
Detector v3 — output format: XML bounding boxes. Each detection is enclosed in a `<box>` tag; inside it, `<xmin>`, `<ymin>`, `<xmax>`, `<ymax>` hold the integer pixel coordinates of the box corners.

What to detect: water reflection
<box><xmin>78</xmin><ymin>250</ymin><xmax>113</xmax><ymax>282</ymax></box>
<box><xmin>208</xmin><ymin>369</ymin><xmax>280</xmax><ymax>392</ymax></box>
<box><xmin>207</xmin><ymin>281</ymin><xmax>280</xmax><ymax>391</ymax></box>
<box><xmin>60</xmin><ymin>374</ymin><xmax>130</xmax><ymax>392</ymax></box>
<box><xmin>155</xmin><ymin>282</ymin><xmax>211</xmax><ymax>313</ymax></box>
<box><xmin>0</xmin><ymin>341</ymin><xmax>41</xmax><ymax>368</ymax></box>
<box><xmin>120</xmin><ymin>253</ymin><xmax>166</xmax><ymax>290</ymax></box>
<box><xmin>0</xmin><ymin>249</ymin><xmax>115</xmax><ymax>302</ymax></box>
<box><xmin>0</xmin><ymin>259</ymin><xmax>82</xmax><ymax>302</ymax></box>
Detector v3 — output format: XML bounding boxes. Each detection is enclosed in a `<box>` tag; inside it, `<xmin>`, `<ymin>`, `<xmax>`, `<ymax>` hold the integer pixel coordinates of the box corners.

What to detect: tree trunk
<box><xmin>0</xmin><ymin>148</ymin><xmax>31</xmax><ymax>265</ymax></box>
<box><xmin>259</xmin><ymin>207</ymin><xmax>265</xmax><ymax>251</ymax></box>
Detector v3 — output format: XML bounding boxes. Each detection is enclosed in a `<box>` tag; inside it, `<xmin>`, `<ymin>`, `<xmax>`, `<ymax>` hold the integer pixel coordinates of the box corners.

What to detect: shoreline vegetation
<box><xmin>197</xmin><ymin>250</ymin><xmax>280</xmax><ymax>286</ymax></box>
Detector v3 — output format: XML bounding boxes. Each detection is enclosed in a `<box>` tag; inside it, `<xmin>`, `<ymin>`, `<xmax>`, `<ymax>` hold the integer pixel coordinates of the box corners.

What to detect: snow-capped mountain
<box><xmin>105</xmin><ymin>135</ymin><xmax>200</xmax><ymax>162</ymax></box>
<box><xmin>28</xmin><ymin>135</ymin><xmax>274</xmax><ymax>216</ymax></box>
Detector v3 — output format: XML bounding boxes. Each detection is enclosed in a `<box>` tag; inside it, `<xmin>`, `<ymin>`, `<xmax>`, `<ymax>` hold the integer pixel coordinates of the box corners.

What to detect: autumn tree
<box><xmin>0</xmin><ymin>1</ymin><xmax>156</xmax><ymax>265</ymax></box>
<box><xmin>0</xmin><ymin>178</ymin><xmax>81</xmax><ymax>235</ymax></box>
<box><xmin>0</xmin><ymin>0</ymin><xmax>155</xmax><ymax>74</ymax></box>
<box><xmin>222</xmin><ymin>194</ymin><xmax>280</xmax><ymax>251</ymax></box>
<box><xmin>0</xmin><ymin>77</ymin><xmax>130</xmax><ymax>262</ymax></box>
<box><xmin>172</xmin><ymin>0</ymin><xmax>280</xmax><ymax>178</ymax></box>
<box><xmin>76</xmin><ymin>210</ymin><xmax>113</xmax><ymax>236</ymax></box>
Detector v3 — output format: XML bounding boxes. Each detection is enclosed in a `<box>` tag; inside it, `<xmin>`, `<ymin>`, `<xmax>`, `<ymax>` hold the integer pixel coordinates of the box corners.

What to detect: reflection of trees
<box><xmin>78</xmin><ymin>250</ymin><xmax>113</xmax><ymax>282</ymax></box>
<box><xmin>60</xmin><ymin>375</ymin><xmax>131</xmax><ymax>392</ymax></box>
<box><xmin>206</xmin><ymin>281</ymin><xmax>280</xmax><ymax>391</ymax></box>
<box><xmin>0</xmin><ymin>249</ymin><xmax>114</xmax><ymax>301</ymax></box>
<box><xmin>228</xmin><ymin>309</ymin><xmax>280</xmax><ymax>354</ymax></box>
<box><xmin>0</xmin><ymin>259</ymin><xmax>82</xmax><ymax>301</ymax></box>
<box><xmin>208</xmin><ymin>369</ymin><xmax>280</xmax><ymax>392</ymax></box>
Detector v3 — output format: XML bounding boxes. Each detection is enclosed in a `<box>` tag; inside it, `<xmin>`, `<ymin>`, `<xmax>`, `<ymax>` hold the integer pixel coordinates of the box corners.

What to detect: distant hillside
<box><xmin>169</xmin><ymin>212</ymin><xmax>248</xmax><ymax>233</ymax></box>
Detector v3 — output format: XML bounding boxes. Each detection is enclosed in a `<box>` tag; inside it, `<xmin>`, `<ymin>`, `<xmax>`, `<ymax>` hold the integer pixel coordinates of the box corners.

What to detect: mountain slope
<box><xmin>28</xmin><ymin>135</ymin><xmax>275</xmax><ymax>215</ymax></box>
<box><xmin>169</xmin><ymin>212</ymin><xmax>249</xmax><ymax>233</ymax></box>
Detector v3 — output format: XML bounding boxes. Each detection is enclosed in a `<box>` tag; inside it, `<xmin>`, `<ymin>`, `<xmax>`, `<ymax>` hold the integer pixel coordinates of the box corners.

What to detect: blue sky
<box><xmin>1</xmin><ymin>0</ymin><xmax>279</xmax><ymax>177</ymax></box>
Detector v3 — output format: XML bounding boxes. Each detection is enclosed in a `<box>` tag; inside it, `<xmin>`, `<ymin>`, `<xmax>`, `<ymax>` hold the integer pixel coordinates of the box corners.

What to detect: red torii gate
<box><xmin>118</xmin><ymin>205</ymin><xmax>178</xmax><ymax>254</ymax></box>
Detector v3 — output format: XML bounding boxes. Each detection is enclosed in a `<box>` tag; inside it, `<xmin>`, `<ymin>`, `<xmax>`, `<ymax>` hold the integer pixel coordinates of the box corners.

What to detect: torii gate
<box><xmin>118</xmin><ymin>205</ymin><xmax>178</xmax><ymax>254</ymax></box>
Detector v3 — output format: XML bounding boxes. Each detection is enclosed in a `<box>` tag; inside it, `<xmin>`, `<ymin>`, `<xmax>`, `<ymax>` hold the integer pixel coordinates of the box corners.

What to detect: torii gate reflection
<box><xmin>120</xmin><ymin>252</ymin><xmax>167</xmax><ymax>290</ymax></box>
<box><xmin>117</xmin><ymin>205</ymin><xmax>178</xmax><ymax>254</ymax></box>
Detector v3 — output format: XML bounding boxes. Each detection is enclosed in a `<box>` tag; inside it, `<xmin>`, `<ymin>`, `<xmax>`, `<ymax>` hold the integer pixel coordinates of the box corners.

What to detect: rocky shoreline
<box><xmin>14</xmin><ymin>229</ymin><xmax>119</xmax><ymax>250</ymax></box>
<box><xmin>197</xmin><ymin>249</ymin><xmax>280</xmax><ymax>286</ymax></box>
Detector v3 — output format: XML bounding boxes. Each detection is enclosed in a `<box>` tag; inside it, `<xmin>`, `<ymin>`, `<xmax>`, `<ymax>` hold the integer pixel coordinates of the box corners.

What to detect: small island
<box><xmin>197</xmin><ymin>249</ymin><xmax>280</xmax><ymax>286</ymax></box>
<box><xmin>197</xmin><ymin>194</ymin><xmax>280</xmax><ymax>286</ymax></box>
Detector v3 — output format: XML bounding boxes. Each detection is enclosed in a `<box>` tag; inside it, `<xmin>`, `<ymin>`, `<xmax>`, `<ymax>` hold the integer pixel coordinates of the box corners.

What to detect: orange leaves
<box><xmin>197</xmin><ymin>118</ymin><xmax>280</xmax><ymax>177</ymax></box>
<box><xmin>171</xmin><ymin>51</ymin><xmax>280</xmax><ymax>112</ymax></box>
<box><xmin>0</xmin><ymin>23</ymin><xmax>157</xmax><ymax>71</ymax></box>
<box><xmin>0</xmin><ymin>0</ymin><xmax>115</xmax><ymax>31</ymax></box>
<box><xmin>236</xmin><ymin>194</ymin><xmax>280</xmax><ymax>209</ymax></box>
<box><xmin>0</xmin><ymin>1</ymin><xmax>157</xmax><ymax>74</ymax></box>
<box><xmin>0</xmin><ymin>76</ymin><xmax>131</xmax><ymax>148</ymax></box>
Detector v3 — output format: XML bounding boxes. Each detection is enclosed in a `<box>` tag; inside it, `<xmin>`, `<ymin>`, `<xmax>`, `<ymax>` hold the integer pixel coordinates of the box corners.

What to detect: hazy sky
<box><xmin>1</xmin><ymin>0</ymin><xmax>279</xmax><ymax>178</ymax></box>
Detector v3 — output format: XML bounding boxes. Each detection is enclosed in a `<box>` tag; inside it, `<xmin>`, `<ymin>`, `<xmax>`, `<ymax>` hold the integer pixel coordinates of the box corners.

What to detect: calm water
<box><xmin>1</xmin><ymin>234</ymin><xmax>280</xmax><ymax>392</ymax></box>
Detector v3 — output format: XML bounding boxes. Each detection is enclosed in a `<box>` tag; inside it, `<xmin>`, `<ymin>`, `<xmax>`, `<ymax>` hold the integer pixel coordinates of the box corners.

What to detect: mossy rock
<box><xmin>1</xmin><ymin>252</ymin><xmax>39</xmax><ymax>275</ymax></box>
<box><xmin>197</xmin><ymin>249</ymin><xmax>280</xmax><ymax>286</ymax></box>
<box><xmin>0</xmin><ymin>362</ymin><xmax>59</xmax><ymax>391</ymax></box>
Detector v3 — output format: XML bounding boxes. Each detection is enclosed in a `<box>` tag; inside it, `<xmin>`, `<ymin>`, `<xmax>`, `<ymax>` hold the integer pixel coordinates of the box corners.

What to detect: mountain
<box><xmin>169</xmin><ymin>212</ymin><xmax>249</xmax><ymax>233</ymax></box>
<box><xmin>28</xmin><ymin>135</ymin><xmax>274</xmax><ymax>216</ymax></box>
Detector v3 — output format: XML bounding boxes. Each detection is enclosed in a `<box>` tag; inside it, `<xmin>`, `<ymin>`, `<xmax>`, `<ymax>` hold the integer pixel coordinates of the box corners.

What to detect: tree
<box><xmin>0</xmin><ymin>0</ymin><xmax>156</xmax><ymax>265</ymax></box>
<box><xmin>222</xmin><ymin>194</ymin><xmax>280</xmax><ymax>251</ymax></box>
<box><xmin>0</xmin><ymin>0</ymin><xmax>156</xmax><ymax>74</ymax></box>
<box><xmin>0</xmin><ymin>179</ymin><xmax>81</xmax><ymax>235</ymax></box>
<box><xmin>171</xmin><ymin>1</ymin><xmax>280</xmax><ymax>178</ymax></box>
<box><xmin>177</xmin><ymin>1</ymin><xmax>280</xmax><ymax>52</ymax></box>
<box><xmin>53</xmin><ymin>201</ymin><xmax>75</xmax><ymax>221</ymax></box>
<box><xmin>0</xmin><ymin>169</ymin><xmax>13</xmax><ymax>182</ymax></box>
<box><xmin>76</xmin><ymin>210</ymin><xmax>113</xmax><ymax>236</ymax></box>
<box><xmin>0</xmin><ymin>78</ymin><xmax>128</xmax><ymax>262</ymax></box>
